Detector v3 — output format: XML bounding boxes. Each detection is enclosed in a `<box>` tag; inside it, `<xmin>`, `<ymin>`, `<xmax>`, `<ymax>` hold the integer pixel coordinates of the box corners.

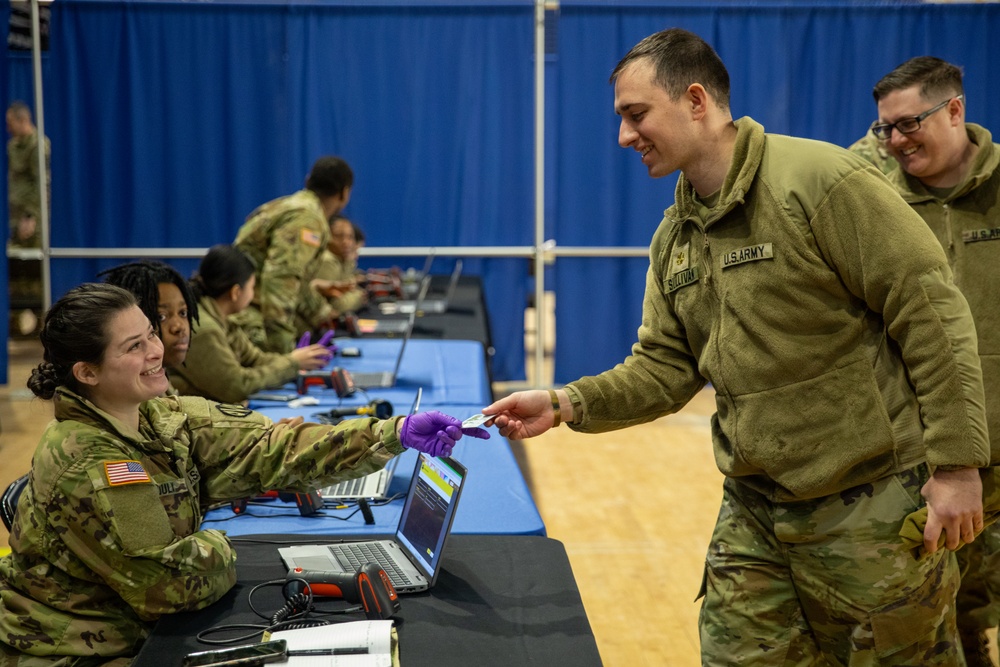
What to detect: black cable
<box><xmin>194</xmin><ymin>578</ymin><xmax>363</xmax><ymax>645</ymax></box>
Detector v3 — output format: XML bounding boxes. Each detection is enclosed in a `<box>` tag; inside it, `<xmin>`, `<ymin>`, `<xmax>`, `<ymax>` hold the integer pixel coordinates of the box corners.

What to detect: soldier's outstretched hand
<box><xmin>482</xmin><ymin>390</ymin><xmax>559</xmax><ymax>440</ymax></box>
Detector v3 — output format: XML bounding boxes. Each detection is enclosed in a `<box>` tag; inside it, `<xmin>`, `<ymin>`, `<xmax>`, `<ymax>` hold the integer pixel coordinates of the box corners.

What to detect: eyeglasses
<box><xmin>870</xmin><ymin>95</ymin><xmax>962</xmax><ymax>141</ymax></box>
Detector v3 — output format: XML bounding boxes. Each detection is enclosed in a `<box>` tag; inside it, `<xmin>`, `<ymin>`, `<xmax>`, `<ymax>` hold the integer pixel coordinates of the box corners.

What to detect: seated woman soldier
<box><xmin>170</xmin><ymin>244</ymin><xmax>332</xmax><ymax>403</ymax></box>
<box><xmin>0</xmin><ymin>283</ymin><xmax>487</xmax><ymax>665</ymax></box>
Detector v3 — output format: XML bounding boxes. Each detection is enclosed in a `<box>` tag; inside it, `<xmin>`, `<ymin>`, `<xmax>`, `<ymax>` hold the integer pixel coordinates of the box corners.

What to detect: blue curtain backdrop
<box><xmin>551</xmin><ymin>1</ymin><xmax>1000</xmax><ymax>383</ymax></box>
<box><xmin>35</xmin><ymin>0</ymin><xmax>535</xmax><ymax>382</ymax></box>
<box><xmin>4</xmin><ymin>1</ymin><xmax>1000</xmax><ymax>384</ymax></box>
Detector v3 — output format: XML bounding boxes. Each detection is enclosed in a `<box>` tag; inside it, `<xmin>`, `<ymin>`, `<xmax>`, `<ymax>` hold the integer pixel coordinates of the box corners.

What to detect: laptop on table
<box><xmin>316</xmin><ymin>388</ymin><xmax>422</xmax><ymax>502</ymax></box>
<box><xmin>359</xmin><ymin>275</ymin><xmax>431</xmax><ymax>335</ymax></box>
<box><xmin>279</xmin><ymin>453</ymin><xmax>468</xmax><ymax>593</ymax></box>
<box><xmin>341</xmin><ymin>310</ymin><xmax>417</xmax><ymax>390</ymax></box>
<box><xmin>382</xmin><ymin>260</ymin><xmax>463</xmax><ymax>315</ymax></box>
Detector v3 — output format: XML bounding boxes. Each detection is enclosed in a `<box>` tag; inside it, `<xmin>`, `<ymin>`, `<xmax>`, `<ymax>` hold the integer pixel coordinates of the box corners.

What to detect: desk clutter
<box><xmin>144</xmin><ymin>320</ymin><xmax>586</xmax><ymax>665</ymax></box>
<box><xmin>135</xmin><ymin>536</ymin><xmax>602</xmax><ymax>667</ymax></box>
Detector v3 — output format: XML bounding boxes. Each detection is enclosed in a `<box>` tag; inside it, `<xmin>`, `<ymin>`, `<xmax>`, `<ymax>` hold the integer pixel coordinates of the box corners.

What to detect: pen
<box><xmin>287</xmin><ymin>647</ymin><xmax>370</xmax><ymax>656</ymax></box>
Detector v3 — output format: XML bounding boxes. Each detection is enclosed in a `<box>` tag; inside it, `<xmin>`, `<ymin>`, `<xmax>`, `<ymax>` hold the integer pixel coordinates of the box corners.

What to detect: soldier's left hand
<box><xmin>921</xmin><ymin>467</ymin><xmax>984</xmax><ymax>553</ymax></box>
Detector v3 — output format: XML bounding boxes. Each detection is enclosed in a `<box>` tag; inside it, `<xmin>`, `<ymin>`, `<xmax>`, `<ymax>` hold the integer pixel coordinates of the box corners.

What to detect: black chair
<box><xmin>1</xmin><ymin>474</ymin><xmax>29</xmax><ymax>532</ymax></box>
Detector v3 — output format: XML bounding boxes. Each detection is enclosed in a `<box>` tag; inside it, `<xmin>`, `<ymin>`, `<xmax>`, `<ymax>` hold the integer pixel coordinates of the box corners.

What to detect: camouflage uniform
<box><xmin>888</xmin><ymin>122</ymin><xmax>1000</xmax><ymax>662</ymax></box>
<box><xmin>167</xmin><ymin>295</ymin><xmax>298</xmax><ymax>403</ymax></box>
<box><xmin>313</xmin><ymin>250</ymin><xmax>366</xmax><ymax>315</ymax></box>
<box><xmin>0</xmin><ymin>387</ymin><xmax>403</xmax><ymax>663</ymax></box>
<box><xmin>563</xmin><ymin>118</ymin><xmax>988</xmax><ymax>663</ymax></box>
<box><xmin>847</xmin><ymin>132</ymin><xmax>898</xmax><ymax>176</ymax></box>
<box><xmin>231</xmin><ymin>189</ymin><xmax>334</xmax><ymax>354</ymax></box>
<box><xmin>6</xmin><ymin>130</ymin><xmax>50</xmax><ymax>248</ymax></box>
<box><xmin>294</xmin><ymin>250</ymin><xmax>366</xmax><ymax>335</ymax></box>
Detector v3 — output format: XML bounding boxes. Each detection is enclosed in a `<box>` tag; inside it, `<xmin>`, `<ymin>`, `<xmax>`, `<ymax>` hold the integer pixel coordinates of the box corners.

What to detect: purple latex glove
<box><xmin>296</xmin><ymin>330</ymin><xmax>339</xmax><ymax>354</ymax></box>
<box><xmin>399</xmin><ymin>411</ymin><xmax>490</xmax><ymax>457</ymax></box>
<box><xmin>316</xmin><ymin>330</ymin><xmax>338</xmax><ymax>353</ymax></box>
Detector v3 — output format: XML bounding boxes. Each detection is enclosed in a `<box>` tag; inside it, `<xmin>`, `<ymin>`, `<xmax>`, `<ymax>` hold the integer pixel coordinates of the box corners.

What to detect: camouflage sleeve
<box><xmin>50</xmin><ymin>449</ymin><xmax>237</xmax><ymax>621</ymax></box>
<box><xmin>331</xmin><ymin>286</ymin><xmax>366</xmax><ymax>314</ymax></box>
<box><xmin>259</xmin><ymin>210</ymin><xmax>327</xmax><ymax>353</ymax></box>
<box><xmin>297</xmin><ymin>279</ymin><xmax>336</xmax><ymax>329</ymax></box>
<box><xmin>180</xmin><ymin>398</ymin><xmax>405</xmax><ymax>504</ymax></box>
<box><xmin>179</xmin><ymin>319</ymin><xmax>297</xmax><ymax>403</ymax></box>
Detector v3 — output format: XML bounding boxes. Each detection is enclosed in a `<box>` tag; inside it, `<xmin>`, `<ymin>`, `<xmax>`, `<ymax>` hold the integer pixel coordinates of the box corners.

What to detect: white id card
<box><xmin>462</xmin><ymin>413</ymin><xmax>491</xmax><ymax>428</ymax></box>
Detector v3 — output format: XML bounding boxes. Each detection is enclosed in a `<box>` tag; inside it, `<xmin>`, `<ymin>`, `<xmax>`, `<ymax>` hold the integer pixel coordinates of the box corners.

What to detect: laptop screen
<box><xmin>395</xmin><ymin>454</ymin><xmax>467</xmax><ymax>583</ymax></box>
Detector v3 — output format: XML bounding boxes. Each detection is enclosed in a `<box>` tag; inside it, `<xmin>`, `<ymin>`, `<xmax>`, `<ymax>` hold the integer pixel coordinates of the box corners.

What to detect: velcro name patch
<box><xmin>667</xmin><ymin>267</ymin><xmax>700</xmax><ymax>293</ymax></box>
<box><xmin>722</xmin><ymin>243</ymin><xmax>773</xmax><ymax>269</ymax></box>
<box><xmin>963</xmin><ymin>228</ymin><xmax>1000</xmax><ymax>244</ymax></box>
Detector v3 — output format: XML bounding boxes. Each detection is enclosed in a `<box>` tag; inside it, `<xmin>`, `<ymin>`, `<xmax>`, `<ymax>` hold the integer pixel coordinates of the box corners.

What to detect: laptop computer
<box><xmin>401</xmin><ymin>253</ymin><xmax>435</xmax><ymax>298</ymax></box>
<box><xmin>381</xmin><ymin>260</ymin><xmax>463</xmax><ymax>315</ymax></box>
<box><xmin>315</xmin><ymin>389</ymin><xmax>422</xmax><ymax>501</ymax></box>
<box><xmin>279</xmin><ymin>453</ymin><xmax>468</xmax><ymax>593</ymax></box>
<box><xmin>358</xmin><ymin>275</ymin><xmax>431</xmax><ymax>335</ymax></box>
<box><xmin>341</xmin><ymin>311</ymin><xmax>417</xmax><ymax>389</ymax></box>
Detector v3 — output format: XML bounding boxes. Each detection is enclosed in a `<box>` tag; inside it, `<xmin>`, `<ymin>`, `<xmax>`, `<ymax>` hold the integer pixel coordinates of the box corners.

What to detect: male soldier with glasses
<box><xmin>871</xmin><ymin>56</ymin><xmax>1000</xmax><ymax>667</ymax></box>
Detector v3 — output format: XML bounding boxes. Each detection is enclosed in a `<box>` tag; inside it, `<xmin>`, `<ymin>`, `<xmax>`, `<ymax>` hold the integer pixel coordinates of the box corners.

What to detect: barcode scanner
<box><xmin>285</xmin><ymin>563</ymin><xmax>400</xmax><ymax>620</ymax></box>
<box><xmin>356</xmin><ymin>563</ymin><xmax>400</xmax><ymax>620</ymax></box>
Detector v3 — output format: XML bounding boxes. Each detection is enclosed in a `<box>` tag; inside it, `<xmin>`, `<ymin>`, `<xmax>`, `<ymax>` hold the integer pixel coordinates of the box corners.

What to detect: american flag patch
<box><xmin>104</xmin><ymin>460</ymin><xmax>151</xmax><ymax>486</ymax></box>
<box><xmin>300</xmin><ymin>229</ymin><xmax>322</xmax><ymax>247</ymax></box>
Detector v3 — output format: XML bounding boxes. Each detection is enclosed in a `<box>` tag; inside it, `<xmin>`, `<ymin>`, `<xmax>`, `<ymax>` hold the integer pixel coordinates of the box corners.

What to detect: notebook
<box><xmin>279</xmin><ymin>453</ymin><xmax>468</xmax><ymax>593</ymax></box>
<box><xmin>343</xmin><ymin>311</ymin><xmax>418</xmax><ymax>389</ymax></box>
<box><xmin>316</xmin><ymin>389</ymin><xmax>423</xmax><ymax>501</ymax></box>
<box><xmin>383</xmin><ymin>260</ymin><xmax>463</xmax><ymax>315</ymax></box>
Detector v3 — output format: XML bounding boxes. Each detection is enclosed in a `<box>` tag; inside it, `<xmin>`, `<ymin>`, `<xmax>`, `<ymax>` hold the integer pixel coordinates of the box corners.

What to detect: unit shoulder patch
<box><xmin>215</xmin><ymin>403</ymin><xmax>253</xmax><ymax>418</ymax></box>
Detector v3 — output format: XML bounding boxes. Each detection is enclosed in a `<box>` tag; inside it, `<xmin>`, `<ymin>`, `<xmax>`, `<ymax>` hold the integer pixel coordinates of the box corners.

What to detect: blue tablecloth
<box><xmin>202</xmin><ymin>400</ymin><xmax>545</xmax><ymax>537</ymax></box>
<box><xmin>249</xmin><ymin>338</ymin><xmax>492</xmax><ymax>409</ymax></box>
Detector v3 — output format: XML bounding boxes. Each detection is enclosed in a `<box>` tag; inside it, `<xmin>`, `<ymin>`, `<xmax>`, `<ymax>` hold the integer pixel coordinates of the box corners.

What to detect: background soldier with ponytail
<box><xmin>172</xmin><ymin>244</ymin><xmax>332</xmax><ymax>404</ymax></box>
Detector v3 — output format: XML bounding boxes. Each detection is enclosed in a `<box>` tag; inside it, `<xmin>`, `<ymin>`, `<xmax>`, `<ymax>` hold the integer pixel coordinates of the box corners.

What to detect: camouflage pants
<box><xmin>0</xmin><ymin>642</ymin><xmax>131</xmax><ymax>667</ymax></box>
<box><xmin>699</xmin><ymin>465</ymin><xmax>964</xmax><ymax>666</ymax></box>
<box><xmin>956</xmin><ymin>520</ymin><xmax>1000</xmax><ymax>634</ymax></box>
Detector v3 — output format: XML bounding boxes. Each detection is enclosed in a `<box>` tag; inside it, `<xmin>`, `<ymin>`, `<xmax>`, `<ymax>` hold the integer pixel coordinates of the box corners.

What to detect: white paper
<box><xmin>269</xmin><ymin>621</ymin><xmax>394</xmax><ymax>666</ymax></box>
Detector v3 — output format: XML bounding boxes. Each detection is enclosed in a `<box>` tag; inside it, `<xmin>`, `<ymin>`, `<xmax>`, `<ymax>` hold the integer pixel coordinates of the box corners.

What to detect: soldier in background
<box><xmin>303</xmin><ymin>214</ymin><xmax>368</xmax><ymax>325</ymax></box>
<box><xmin>6</xmin><ymin>101</ymin><xmax>50</xmax><ymax>337</ymax></box>
<box><xmin>0</xmin><ymin>283</ymin><xmax>486</xmax><ymax>663</ymax></box>
<box><xmin>231</xmin><ymin>156</ymin><xmax>353</xmax><ymax>353</ymax></box>
<box><xmin>6</xmin><ymin>101</ymin><xmax>49</xmax><ymax>249</ymax></box>
<box><xmin>847</xmin><ymin>130</ymin><xmax>898</xmax><ymax>174</ymax></box>
<box><xmin>870</xmin><ymin>55</ymin><xmax>1000</xmax><ymax>667</ymax></box>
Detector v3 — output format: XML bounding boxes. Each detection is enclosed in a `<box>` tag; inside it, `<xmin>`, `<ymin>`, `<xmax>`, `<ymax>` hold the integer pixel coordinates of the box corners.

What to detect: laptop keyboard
<box><xmin>320</xmin><ymin>476</ymin><xmax>367</xmax><ymax>497</ymax></box>
<box><xmin>350</xmin><ymin>371</ymin><xmax>392</xmax><ymax>387</ymax></box>
<box><xmin>328</xmin><ymin>542</ymin><xmax>414</xmax><ymax>586</ymax></box>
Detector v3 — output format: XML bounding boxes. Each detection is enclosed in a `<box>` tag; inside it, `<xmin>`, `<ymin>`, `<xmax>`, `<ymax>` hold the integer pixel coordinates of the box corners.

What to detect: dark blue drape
<box><xmin>5</xmin><ymin>1</ymin><xmax>1000</xmax><ymax>385</ymax></box>
<box><xmin>41</xmin><ymin>0</ymin><xmax>534</xmax><ymax>381</ymax></box>
<box><xmin>551</xmin><ymin>2</ymin><xmax>1000</xmax><ymax>383</ymax></box>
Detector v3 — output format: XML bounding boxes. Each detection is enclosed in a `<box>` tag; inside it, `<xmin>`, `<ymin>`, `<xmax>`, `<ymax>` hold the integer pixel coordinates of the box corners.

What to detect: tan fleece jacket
<box><xmin>889</xmin><ymin>123</ymin><xmax>1000</xmax><ymax>464</ymax></box>
<box><xmin>566</xmin><ymin>117</ymin><xmax>988</xmax><ymax>501</ymax></box>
